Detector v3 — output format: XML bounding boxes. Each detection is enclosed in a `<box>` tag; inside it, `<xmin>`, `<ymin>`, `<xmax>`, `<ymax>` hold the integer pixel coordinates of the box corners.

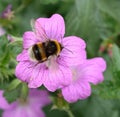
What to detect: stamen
<box><xmin>45</xmin><ymin>55</ymin><xmax>58</xmax><ymax>71</ymax></box>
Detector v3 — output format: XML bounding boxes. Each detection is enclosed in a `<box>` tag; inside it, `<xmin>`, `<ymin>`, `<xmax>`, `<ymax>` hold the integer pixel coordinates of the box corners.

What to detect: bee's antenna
<box><xmin>59</xmin><ymin>35</ymin><xmax>73</xmax><ymax>54</ymax></box>
<box><xmin>59</xmin><ymin>34</ymin><xmax>63</xmax><ymax>45</ymax></box>
<box><xmin>63</xmin><ymin>47</ymin><xmax>73</xmax><ymax>54</ymax></box>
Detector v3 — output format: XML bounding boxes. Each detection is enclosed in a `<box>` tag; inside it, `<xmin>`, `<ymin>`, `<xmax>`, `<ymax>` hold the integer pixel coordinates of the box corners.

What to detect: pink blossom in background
<box><xmin>7</xmin><ymin>35</ymin><xmax>15</xmax><ymax>42</ymax></box>
<box><xmin>0</xmin><ymin>26</ymin><xmax>6</xmax><ymax>37</ymax></box>
<box><xmin>0</xmin><ymin>4</ymin><xmax>14</xmax><ymax>20</ymax></box>
<box><xmin>0</xmin><ymin>89</ymin><xmax>51</xmax><ymax>117</ymax></box>
<box><xmin>61</xmin><ymin>58</ymin><xmax>106</xmax><ymax>103</ymax></box>
<box><xmin>15</xmin><ymin>14</ymin><xmax>86</xmax><ymax>92</ymax></box>
<box><xmin>0</xmin><ymin>91</ymin><xmax>9</xmax><ymax>110</ymax></box>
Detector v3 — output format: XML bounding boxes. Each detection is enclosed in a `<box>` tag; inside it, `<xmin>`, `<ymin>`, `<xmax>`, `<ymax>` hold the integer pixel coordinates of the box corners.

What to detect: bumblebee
<box><xmin>29</xmin><ymin>40</ymin><xmax>62</xmax><ymax>62</ymax></box>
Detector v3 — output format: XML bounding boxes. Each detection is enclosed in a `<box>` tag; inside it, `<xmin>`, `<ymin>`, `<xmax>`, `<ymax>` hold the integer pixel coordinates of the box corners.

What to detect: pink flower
<box><xmin>0</xmin><ymin>26</ymin><xmax>6</xmax><ymax>37</ymax></box>
<box><xmin>0</xmin><ymin>4</ymin><xmax>14</xmax><ymax>20</ymax></box>
<box><xmin>0</xmin><ymin>89</ymin><xmax>51</xmax><ymax>117</ymax></box>
<box><xmin>7</xmin><ymin>35</ymin><xmax>15</xmax><ymax>42</ymax></box>
<box><xmin>15</xmin><ymin>14</ymin><xmax>86</xmax><ymax>92</ymax></box>
<box><xmin>61</xmin><ymin>58</ymin><xmax>106</xmax><ymax>103</ymax></box>
<box><xmin>0</xmin><ymin>91</ymin><xmax>9</xmax><ymax>110</ymax></box>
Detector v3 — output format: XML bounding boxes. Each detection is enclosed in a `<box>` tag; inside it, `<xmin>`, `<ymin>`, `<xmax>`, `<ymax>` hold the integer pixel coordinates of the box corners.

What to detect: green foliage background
<box><xmin>0</xmin><ymin>0</ymin><xmax>120</xmax><ymax>117</ymax></box>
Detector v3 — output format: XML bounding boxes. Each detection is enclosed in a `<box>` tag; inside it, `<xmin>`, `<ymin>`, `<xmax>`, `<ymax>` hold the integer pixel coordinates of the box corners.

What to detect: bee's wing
<box><xmin>32</xmin><ymin>20</ymin><xmax>49</xmax><ymax>42</ymax></box>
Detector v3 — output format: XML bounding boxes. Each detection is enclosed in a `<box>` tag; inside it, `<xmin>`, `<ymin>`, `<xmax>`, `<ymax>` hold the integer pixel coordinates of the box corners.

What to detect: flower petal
<box><xmin>16</xmin><ymin>50</ymin><xmax>29</xmax><ymax>62</ymax></box>
<box><xmin>29</xmin><ymin>89</ymin><xmax>51</xmax><ymax>108</ymax></box>
<box><xmin>15</xmin><ymin>61</ymin><xmax>34</xmax><ymax>82</ymax></box>
<box><xmin>62</xmin><ymin>81</ymin><xmax>91</xmax><ymax>103</ymax></box>
<box><xmin>15</xmin><ymin>61</ymin><xmax>44</xmax><ymax>87</ymax></box>
<box><xmin>2</xmin><ymin>105</ymin><xmax>45</xmax><ymax>117</ymax></box>
<box><xmin>0</xmin><ymin>90</ymin><xmax>10</xmax><ymax>110</ymax></box>
<box><xmin>35</xmin><ymin>14</ymin><xmax>65</xmax><ymax>42</ymax></box>
<box><xmin>28</xmin><ymin>63</ymin><xmax>45</xmax><ymax>88</ymax></box>
<box><xmin>0</xmin><ymin>26</ymin><xmax>6</xmax><ymax>37</ymax></box>
<box><xmin>59</xmin><ymin>36</ymin><xmax>86</xmax><ymax>66</ymax></box>
<box><xmin>43</xmin><ymin>64</ymin><xmax>72</xmax><ymax>92</ymax></box>
<box><xmin>78</xmin><ymin>58</ymin><xmax>106</xmax><ymax>85</ymax></box>
<box><xmin>23</xmin><ymin>31</ymin><xmax>38</xmax><ymax>49</ymax></box>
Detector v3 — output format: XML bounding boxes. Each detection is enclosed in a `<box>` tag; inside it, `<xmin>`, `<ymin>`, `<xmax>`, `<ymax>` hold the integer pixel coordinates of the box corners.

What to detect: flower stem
<box><xmin>64</xmin><ymin>108</ymin><xmax>75</xmax><ymax>117</ymax></box>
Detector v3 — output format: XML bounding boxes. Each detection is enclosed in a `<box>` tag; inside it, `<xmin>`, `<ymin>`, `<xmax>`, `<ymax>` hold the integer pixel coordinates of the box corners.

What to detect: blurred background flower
<box><xmin>0</xmin><ymin>89</ymin><xmax>51</xmax><ymax>117</ymax></box>
<box><xmin>0</xmin><ymin>4</ymin><xmax>14</xmax><ymax>20</ymax></box>
<box><xmin>0</xmin><ymin>26</ymin><xmax>6</xmax><ymax>37</ymax></box>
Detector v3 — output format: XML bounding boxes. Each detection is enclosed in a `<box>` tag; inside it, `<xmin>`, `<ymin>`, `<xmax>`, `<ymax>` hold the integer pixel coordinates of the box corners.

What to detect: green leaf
<box><xmin>6</xmin><ymin>79</ymin><xmax>21</xmax><ymax>91</ymax></box>
<box><xmin>112</xmin><ymin>44</ymin><xmax>120</xmax><ymax>71</ymax></box>
<box><xmin>98</xmin><ymin>0</ymin><xmax>120</xmax><ymax>23</ymax></box>
<box><xmin>65</xmin><ymin>0</ymin><xmax>105</xmax><ymax>56</ymax></box>
<box><xmin>0</xmin><ymin>36</ymin><xmax>14</xmax><ymax>81</ymax></box>
<box><xmin>66</xmin><ymin>0</ymin><xmax>104</xmax><ymax>38</ymax></box>
<box><xmin>51</xmin><ymin>91</ymin><xmax>69</xmax><ymax>110</ymax></box>
<box><xmin>65</xmin><ymin>0</ymin><xmax>120</xmax><ymax>57</ymax></box>
<box><xmin>40</xmin><ymin>0</ymin><xmax>59</xmax><ymax>4</ymax></box>
<box><xmin>70</xmin><ymin>95</ymin><xmax>119</xmax><ymax>117</ymax></box>
<box><xmin>3</xmin><ymin>83</ymin><xmax>22</xmax><ymax>103</ymax></box>
<box><xmin>93</xmin><ymin>45</ymin><xmax>120</xmax><ymax>100</ymax></box>
<box><xmin>0</xmin><ymin>35</ymin><xmax>20</xmax><ymax>81</ymax></box>
<box><xmin>20</xmin><ymin>83</ymin><xmax>29</xmax><ymax>100</ymax></box>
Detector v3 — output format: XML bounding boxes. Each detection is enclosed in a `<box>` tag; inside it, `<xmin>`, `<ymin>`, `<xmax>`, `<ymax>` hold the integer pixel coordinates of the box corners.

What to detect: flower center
<box><xmin>71</xmin><ymin>68</ymin><xmax>79</xmax><ymax>82</ymax></box>
<box><xmin>45</xmin><ymin>55</ymin><xmax>59</xmax><ymax>71</ymax></box>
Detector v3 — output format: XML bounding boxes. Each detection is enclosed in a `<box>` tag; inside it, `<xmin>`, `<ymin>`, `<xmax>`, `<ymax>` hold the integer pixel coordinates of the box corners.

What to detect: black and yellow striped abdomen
<box><xmin>32</xmin><ymin>43</ymin><xmax>47</xmax><ymax>62</ymax></box>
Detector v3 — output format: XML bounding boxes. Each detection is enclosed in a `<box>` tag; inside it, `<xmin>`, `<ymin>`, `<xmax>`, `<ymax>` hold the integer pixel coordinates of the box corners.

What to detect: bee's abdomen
<box><xmin>32</xmin><ymin>44</ymin><xmax>42</xmax><ymax>61</ymax></box>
